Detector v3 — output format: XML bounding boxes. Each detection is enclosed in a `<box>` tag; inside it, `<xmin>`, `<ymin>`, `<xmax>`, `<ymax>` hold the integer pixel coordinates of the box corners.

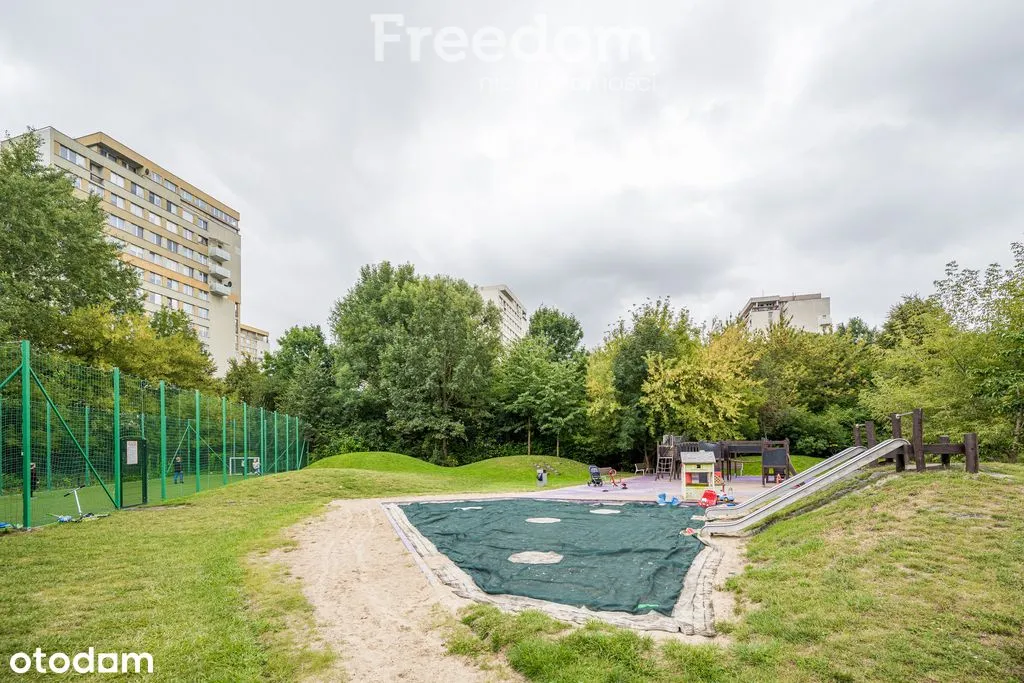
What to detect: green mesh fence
<box><xmin>0</xmin><ymin>341</ymin><xmax>307</xmax><ymax>528</ymax></box>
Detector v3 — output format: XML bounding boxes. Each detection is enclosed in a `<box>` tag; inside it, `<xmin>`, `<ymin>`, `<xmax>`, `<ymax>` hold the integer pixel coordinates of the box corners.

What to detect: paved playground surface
<box><xmin>533</xmin><ymin>472</ymin><xmax>770</xmax><ymax>504</ymax></box>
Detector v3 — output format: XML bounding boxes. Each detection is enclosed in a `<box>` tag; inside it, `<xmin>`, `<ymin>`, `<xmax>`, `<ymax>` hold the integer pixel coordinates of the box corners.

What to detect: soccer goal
<box><xmin>229</xmin><ymin>457</ymin><xmax>262</xmax><ymax>476</ymax></box>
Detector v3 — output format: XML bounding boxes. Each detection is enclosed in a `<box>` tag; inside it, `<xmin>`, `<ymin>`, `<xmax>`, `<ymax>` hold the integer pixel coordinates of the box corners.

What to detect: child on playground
<box><xmin>173</xmin><ymin>456</ymin><xmax>184</xmax><ymax>484</ymax></box>
<box><xmin>29</xmin><ymin>462</ymin><xmax>38</xmax><ymax>497</ymax></box>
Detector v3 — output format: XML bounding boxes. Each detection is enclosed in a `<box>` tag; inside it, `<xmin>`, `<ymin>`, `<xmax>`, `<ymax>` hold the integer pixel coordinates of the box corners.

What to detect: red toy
<box><xmin>697</xmin><ymin>489</ymin><xmax>719</xmax><ymax>508</ymax></box>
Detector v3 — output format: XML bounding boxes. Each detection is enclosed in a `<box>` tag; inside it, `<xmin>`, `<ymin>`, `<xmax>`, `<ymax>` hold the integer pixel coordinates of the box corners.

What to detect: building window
<box><xmin>181</xmin><ymin>302</ymin><xmax>194</xmax><ymax>315</ymax></box>
<box><xmin>181</xmin><ymin>209</ymin><xmax>194</xmax><ymax>224</ymax></box>
<box><xmin>147</xmin><ymin>292</ymin><xmax>161</xmax><ymax>306</ymax></box>
<box><xmin>182</xmin><ymin>283</ymin><xmax>194</xmax><ymax>296</ymax></box>
<box><xmin>167</xmin><ymin>279</ymin><xmax>179</xmax><ymax>291</ymax></box>
<box><xmin>145</xmin><ymin>231</ymin><xmax>162</xmax><ymax>247</ymax></box>
<box><xmin>147</xmin><ymin>272</ymin><xmax>161</xmax><ymax>285</ymax></box>
<box><xmin>130</xmin><ymin>203</ymin><xmax>144</xmax><ymax>218</ymax></box>
<box><xmin>109</xmin><ymin>172</ymin><xmax>126</xmax><ymax>188</ymax></box>
<box><xmin>167</xmin><ymin>240</ymin><xmax>179</xmax><ymax>254</ymax></box>
<box><xmin>165</xmin><ymin>221</ymin><xmax>177</xmax><ymax>234</ymax></box>
<box><xmin>126</xmin><ymin>244</ymin><xmax>145</xmax><ymax>258</ymax></box>
<box><xmin>58</xmin><ymin>145</ymin><xmax>87</xmax><ymax>168</ymax></box>
<box><xmin>196</xmin><ymin>272</ymin><xmax>208</xmax><ymax>283</ymax></box>
<box><xmin>163</xmin><ymin>179</ymin><xmax>177</xmax><ymax>193</ymax></box>
<box><xmin>147</xmin><ymin>212</ymin><xmax>161</xmax><ymax>226</ymax></box>
<box><xmin>107</xmin><ymin>215</ymin><xmax>126</xmax><ymax>230</ymax></box>
<box><xmin>148</xmin><ymin>191</ymin><xmax>161</xmax><ymax>208</ymax></box>
<box><xmin>69</xmin><ymin>175</ymin><xmax>83</xmax><ymax>190</ymax></box>
<box><xmin>196</xmin><ymin>217</ymin><xmax>209</xmax><ymax>230</ymax></box>
<box><xmin>197</xmin><ymin>307</ymin><xmax>209</xmax><ymax>320</ymax></box>
<box><xmin>149</xmin><ymin>170</ymin><xmax>162</xmax><ymax>184</ymax></box>
<box><xmin>181</xmin><ymin>189</ymin><xmax>194</xmax><ymax>202</ymax></box>
<box><xmin>196</xmin><ymin>326</ymin><xmax>210</xmax><ymax>339</ymax></box>
<box><xmin>183</xmin><ymin>229</ymin><xmax>194</xmax><ymax>241</ymax></box>
<box><xmin>196</xmin><ymin>289</ymin><xmax>208</xmax><ymax>301</ymax></box>
<box><xmin>110</xmin><ymin>194</ymin><xmax>126</xmax><ymax>209</ymax></box>
<box><xmin>131</xmin><ymin>182</ymin><xmax>144</xmax><ymax>198</ymax></box>
<box><xmin>167</xmin><ymin>201</ymin><xmax>178</xmax><ymax>215</ymax></box>
<box><xmin>88</xmin><ymin>183</ymin><xmax>104</xmax><ymax>198</ymax></box>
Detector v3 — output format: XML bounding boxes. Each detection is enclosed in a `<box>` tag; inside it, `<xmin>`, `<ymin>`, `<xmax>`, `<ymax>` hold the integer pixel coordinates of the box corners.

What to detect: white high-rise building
<box><xmin>477</xmin><ymin>284</ymin><xmax>529</xmax><ymax>345</ymax></box>
<box><xmin>738</xmin><ymin>293</ymin><xmax>833</xmax><ymax>333</ymax></box>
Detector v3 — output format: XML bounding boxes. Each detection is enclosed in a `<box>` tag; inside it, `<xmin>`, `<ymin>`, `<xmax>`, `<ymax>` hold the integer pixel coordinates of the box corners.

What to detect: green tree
<box><xmin>528</xmin><ymin>306</ymin><xmax>584</xmax><ymax>362</ymax></box>
<box><xmin>495</xmin><ymin>336</ymin><xmax>555</xmax><ymax>454</ymax></box>
<box><xmin>537</xmin><ymin>358</ymin><xmax>587</xmax><ymax>457</ymax></box>
<box><xmin>0</xmin><ymin>132</ymin><xmax>140</xmax><ymax>347</ymax></box>
<box><xmin>62</xmin><ymin>304</ymin><xmax>215</xmax><ymax>388</ymax></box>
<box><xmin>379</xmin><ymin>276</ymin><xmax>501</xmax><ymax>463</ymax></box>
<box><xmin>224</xmin><ymin>355</ymin><xmax>270</xmax><ymax>407</ymax></box>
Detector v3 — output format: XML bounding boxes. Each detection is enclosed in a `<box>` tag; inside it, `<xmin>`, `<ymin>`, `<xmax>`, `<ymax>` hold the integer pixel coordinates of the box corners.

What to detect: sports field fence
<box><xmin>0</xmin><ymin>341</ymin><xmax>308</xmax><ymax>528</ymax></box>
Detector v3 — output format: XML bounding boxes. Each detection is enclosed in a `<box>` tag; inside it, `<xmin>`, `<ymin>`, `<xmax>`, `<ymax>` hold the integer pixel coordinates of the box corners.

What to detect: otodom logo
<box><xmin>8</xmin><ymin>648</ymin><xmax>153</xmax><ymax>675</ymax></box>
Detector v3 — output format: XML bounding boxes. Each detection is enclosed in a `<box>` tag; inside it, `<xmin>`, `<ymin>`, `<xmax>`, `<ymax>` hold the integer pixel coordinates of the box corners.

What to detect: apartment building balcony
<box><xmin>210</xmin><ymin>281</ymin><xmax>231</xmax><ymax>297</ymax></box>
<box><xmin>210</xmin><ymin>263</ymin><xmax>231</xmax><ymax>280</ymax></box>
<box><xmin>209</xmin><ymin>245</ymin><xmax>230</xmax><ymax>262</ymax></box>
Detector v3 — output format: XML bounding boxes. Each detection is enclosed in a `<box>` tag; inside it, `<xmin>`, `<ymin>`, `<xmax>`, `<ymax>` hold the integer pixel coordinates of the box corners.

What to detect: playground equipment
<box><xmin>853</xmin><ymin>408</ymin><xmax>979</xmax><ymax>474</ymax></box>
<box><xmin>701</xmin><ymin>439</ymin><xmax>909</xmax><ymax>537</ymax></box>
<box><xmin>657</xmin><ymin>435</ymin><xmax>795</xmax><ymax>483</ymax></box>
<box><xmin>679</xmin><ymin>450</ymin><xmax>717</xmax><ymax>501</ymax></box>
<box><xmin>704</xmin><ymin>446</ymin><xmax>866</xmax><ymax>520</ymax></box>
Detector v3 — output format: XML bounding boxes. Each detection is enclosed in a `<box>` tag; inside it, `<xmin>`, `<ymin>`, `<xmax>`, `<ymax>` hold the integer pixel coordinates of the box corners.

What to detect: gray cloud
<box><xmin>2</xmin><ymin>0</ymin><xmax>1022</xmax><ymax>348</ymax></box>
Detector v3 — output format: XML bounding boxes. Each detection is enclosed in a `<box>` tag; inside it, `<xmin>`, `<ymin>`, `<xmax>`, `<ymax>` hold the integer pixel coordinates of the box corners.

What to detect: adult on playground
<box><xmin>173</xmin><ymin>456</ymin><xmax>184</xmax><ymax>484</ymax></box>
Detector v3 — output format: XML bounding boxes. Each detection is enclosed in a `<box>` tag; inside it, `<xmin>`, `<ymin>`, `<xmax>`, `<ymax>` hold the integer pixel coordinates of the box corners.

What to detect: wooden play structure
<box><xmin>654</xmin><ymin>435</ymin><xmax>796</xmax><ymax>486</ymax></box>
<box><xmin>853</xmin><ymin>408</ymin><xmax>979</xmax><ymax>474</ymax></box>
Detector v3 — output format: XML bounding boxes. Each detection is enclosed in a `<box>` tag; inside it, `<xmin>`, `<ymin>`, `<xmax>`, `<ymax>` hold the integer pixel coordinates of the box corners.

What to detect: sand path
<box><xmin>281</xmin><ymin>497</ymin><xmax>512</xmax><ymax>683</ymax></box>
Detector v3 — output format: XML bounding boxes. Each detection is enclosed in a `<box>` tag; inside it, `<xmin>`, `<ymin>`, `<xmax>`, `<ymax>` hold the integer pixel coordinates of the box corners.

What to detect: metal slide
<box><xmin>704</xmin><ymin>446</ymin><xmax>866</xmax><ymax>520</ymax></box>
<box><xmin>701</xmin><ymin>439</ymin><xmax>909</xmax><ymax>537</ymax></box>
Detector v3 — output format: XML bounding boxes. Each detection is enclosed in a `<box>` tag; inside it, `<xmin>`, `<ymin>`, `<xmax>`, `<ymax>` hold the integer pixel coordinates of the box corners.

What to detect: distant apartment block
<box><xmin>477</xmin><ymin>284</ymin><xmax>529</xmax><ymax>345</ymax></box>
<box><xmin>5</xmin><ymin>127</ymin><xmax>247</xmax><ymax>373</ymax></box>
<box><xmin>238</xmin><ymin>324</ymin><xmax>270</xmax><ymax>362</ymax></box>
<box><xmin>739</xmin><ymin>293</ymin><xmax>833</xmax><ymax>333</ymax></box>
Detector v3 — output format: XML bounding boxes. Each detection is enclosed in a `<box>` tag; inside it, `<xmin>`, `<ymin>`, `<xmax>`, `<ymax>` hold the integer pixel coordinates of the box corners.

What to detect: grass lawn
<box><xmin>3</xmin><ymin>451</ymin><xmax>1022</xmax><ymax>682</ymax></box>
<box><xmin>442</xmin><ymin>463</ymin><xmax>1024</xmax><ymax>682</ymax></box>
<box><xmin>0</xmin><ymin>453</ymin><xmax>587</xmax><ymax>682</ymax></box>
<box><xmin>733</xmin><ymin>454</ymin><xmax>823</xmax><ymax>476</ymax></box>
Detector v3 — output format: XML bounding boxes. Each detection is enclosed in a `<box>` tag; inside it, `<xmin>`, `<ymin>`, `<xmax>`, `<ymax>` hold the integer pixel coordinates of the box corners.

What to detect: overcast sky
<box><xmin>2</xmin><ymin>0</ymin><xmax>1022</xmax><ymax>347</ymax></box>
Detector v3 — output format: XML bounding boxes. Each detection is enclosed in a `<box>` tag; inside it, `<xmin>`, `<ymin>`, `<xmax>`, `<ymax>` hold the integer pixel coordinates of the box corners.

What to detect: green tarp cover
<box><xmin>401</xmin><ymin>499</ymin><xmax>704</xmax><ymax>615</ymax></box>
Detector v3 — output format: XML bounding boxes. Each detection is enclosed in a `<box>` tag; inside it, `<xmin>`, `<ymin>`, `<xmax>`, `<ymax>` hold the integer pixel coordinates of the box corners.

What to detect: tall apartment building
<box><xmin>738</xmin><ymin>293</ymin><xmax>833</xmax><ymax>333</ymax></box>
<box><xmin>238</xmin><ymin>324</ymin><xmax>271</xmax><ymax>362</ymax></box>
<box><xmin>8</xmin><ymin>126</ymin><xmax>252</xmax><ymax>373</ymax></box>
<box><xmin>477</xmin><ymin>284</ymin><xmax>529</xmax><ymax>345</ymax></box>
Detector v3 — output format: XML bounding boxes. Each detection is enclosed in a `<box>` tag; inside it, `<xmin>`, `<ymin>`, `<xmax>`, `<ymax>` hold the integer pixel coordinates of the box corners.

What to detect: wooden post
<box><xmin>912</xmin><ymin>408</ymin><xmax>925</xmax><ymax>472</ymax></box>
<box><xmin>938</xmin><ymin>435</ymin><xmax>951</xmax><ymax>469</ymax></box>
<box><xmin>964</xmin><ymin>433</ymin><xmax>979</xmax><ymax>473</ymax></box>
<box><xmin>891</xmin><ymin>413</ymin><xmax>905</xmax><ymax>472</ymax></box>
<box><xmin>853</xmin><ymin>424</ymin><xmax>862</xmax><ymax>447</ymax></box>
<box><xmin>866</xmin><ymin>421</ymin><xmax>877</xmax><ymax>448</ymax></box>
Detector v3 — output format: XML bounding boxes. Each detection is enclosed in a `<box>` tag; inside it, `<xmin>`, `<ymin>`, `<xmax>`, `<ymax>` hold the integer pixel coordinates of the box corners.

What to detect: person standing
<box><xmin>29</xmin><ymin>462</ymin><xmax>38</xmax><ymax>497</ymax></box>
<box><xmin>173</xmin><ymin>456</ymin><xmax>184</xmax><ymax>484</ymax></box>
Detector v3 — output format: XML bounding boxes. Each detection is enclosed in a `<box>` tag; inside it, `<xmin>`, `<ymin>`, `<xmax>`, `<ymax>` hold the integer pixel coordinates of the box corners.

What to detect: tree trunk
<box><xmin>1012</xmin><ymin>409</ymin><xmax>1023</xmax><ymax>464</ymax></box>
<box><xmin>527</xmin><ymin>418</ymin><xmax>532</xmax><ymax>456</ymax></box>
<box><xmin>556</xmin><ymin>435</ymin><xmax>560</xmax><ymax>458</ymax></box>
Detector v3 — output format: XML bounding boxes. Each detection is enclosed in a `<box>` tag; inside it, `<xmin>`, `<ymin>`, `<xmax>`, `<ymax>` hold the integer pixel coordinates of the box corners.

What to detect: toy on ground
<box><xmin>697</xmin><ymin>489</ymin><xmax>719</xmax><ymax>508</ymax></box>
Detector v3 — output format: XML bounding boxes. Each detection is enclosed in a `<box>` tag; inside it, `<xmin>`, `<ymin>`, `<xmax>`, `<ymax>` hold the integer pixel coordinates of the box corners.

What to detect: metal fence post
<box><xmin>222</xmin><ymin>397</ymin><xmax>228</xmax><ymax>486</ymax></box>
<box><xmin>159</xmin><ymin>381</ymin><xmax>167</xmax><ymax>501</ymax></box>
<box><xmin>285</xmin><ymin>415</ymin><xmax>290</xmax><ymax>471</ymax></box>
<box><xmin>84</xmin><ymin>406</ymin><xmax>91</xmax><ymax>486</ymax></box>
<box><xmin>45</xmin><ymin>402</ymin><xmax>52</xmax><ymax>490</ymax></box>
<box><xmin>194</xmin><ymin>389</ymin><xmax>201</xmax><ymax>492</ymax></box>
<box><xmin>273</xmin><ymin>412</ymin><xmax>279</xmax><ymax>473</ymax></box>
<box><xmin>242</xmin><ymin>403</ymin><xmax>248</xmax><ymax>479</ymax></box>
<box><xmin>260</xmin><ymin>407</ymin><xmax>266</xmax><ymax>475</ymax></box>
<box><xmin>112</xmin><ymin>366</ymin><xmax>121</xmax><ymax>509</ymax></box>
<box><xmin>21</xmin><ymin>340</ymin><xmax>32</xmax><ymax>527</ymax></box>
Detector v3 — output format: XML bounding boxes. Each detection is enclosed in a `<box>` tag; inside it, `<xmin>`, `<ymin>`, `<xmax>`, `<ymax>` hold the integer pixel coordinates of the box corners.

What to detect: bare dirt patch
<box><xmin>274</xmin><ymin>498</ymin><xmax>508</xmax><ymax>683</ymax></box>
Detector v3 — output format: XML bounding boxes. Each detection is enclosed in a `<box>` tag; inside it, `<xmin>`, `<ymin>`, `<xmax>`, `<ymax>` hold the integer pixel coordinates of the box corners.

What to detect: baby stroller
<box><xmin>586</xmin><ymin>465</ymin><xmax>603</xmax><ymax>487</ymax></box>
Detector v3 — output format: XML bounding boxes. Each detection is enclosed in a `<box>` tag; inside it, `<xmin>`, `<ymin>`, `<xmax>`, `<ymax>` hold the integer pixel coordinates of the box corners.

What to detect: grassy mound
<box><xmin>309</xmin><ymin>452</ymin><xmax>591</xmax><ymax>487</ymax></box>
